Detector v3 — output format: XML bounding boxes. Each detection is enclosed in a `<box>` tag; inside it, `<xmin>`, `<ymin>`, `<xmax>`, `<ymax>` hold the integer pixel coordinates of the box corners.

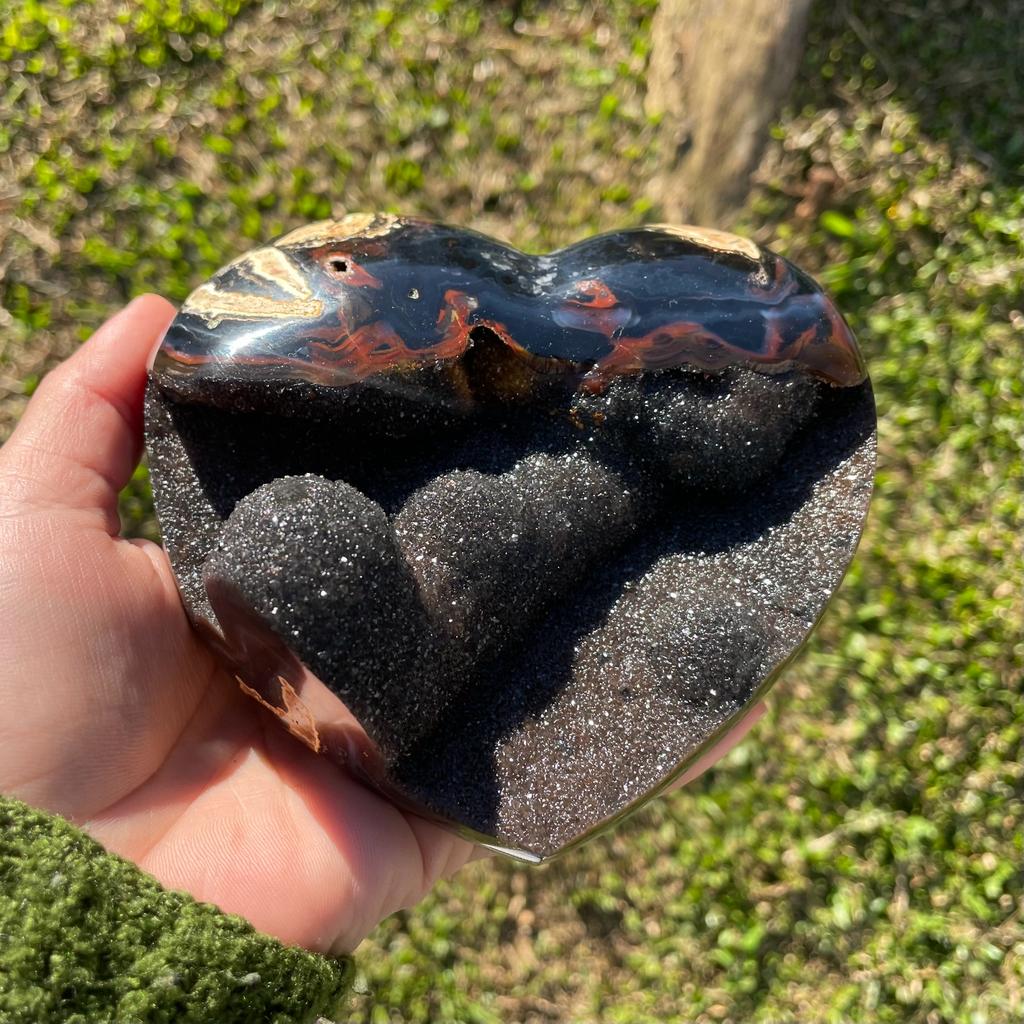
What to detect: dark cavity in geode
<box><xmin>144</xmin><ymin>215</ymin><xmax>875</xmax><ymax>859</ymax></box>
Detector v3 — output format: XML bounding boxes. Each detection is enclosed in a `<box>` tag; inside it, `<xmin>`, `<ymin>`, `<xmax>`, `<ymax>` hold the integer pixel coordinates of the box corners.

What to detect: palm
<box><xmin>1</xmin><ymin>462</ymin><xmax>474</xmax><ymax>956</ymax></box>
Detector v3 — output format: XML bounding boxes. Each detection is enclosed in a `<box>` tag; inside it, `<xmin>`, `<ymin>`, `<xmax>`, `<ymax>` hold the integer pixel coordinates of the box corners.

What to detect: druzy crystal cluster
<box><xmin>145</xmin><ymin>215</ymin><xmax>875</xmax><ymax>858</ymax></box>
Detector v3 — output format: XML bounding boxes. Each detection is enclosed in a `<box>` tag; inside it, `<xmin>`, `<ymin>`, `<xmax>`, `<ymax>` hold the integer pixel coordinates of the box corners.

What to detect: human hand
<box><xmin>0</xmin><ymin>296</ymin><xmax>764</xmax><ymax>952</ymax></box>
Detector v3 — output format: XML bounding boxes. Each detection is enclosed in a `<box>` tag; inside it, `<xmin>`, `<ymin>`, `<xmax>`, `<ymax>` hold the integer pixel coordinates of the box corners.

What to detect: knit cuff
<box><xmin>0</xmin><ymin>795</ymin><xmax>351</xmax><ymax>1023</ymax></box>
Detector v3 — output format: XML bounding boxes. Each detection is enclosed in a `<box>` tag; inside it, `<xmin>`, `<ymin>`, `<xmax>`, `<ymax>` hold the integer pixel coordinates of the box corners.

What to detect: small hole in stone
<box><xmin>327</xmin><ymin>257</ymin><xmax>348</xmax><ymax>274</ymax></box>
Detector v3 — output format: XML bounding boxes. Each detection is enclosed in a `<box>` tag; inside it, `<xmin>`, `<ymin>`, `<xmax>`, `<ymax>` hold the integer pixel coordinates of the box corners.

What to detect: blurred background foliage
<box><xmin>0</xmin><ymin>1</ymin><xmax>1021</xmax><ymax>1021</ymax></box>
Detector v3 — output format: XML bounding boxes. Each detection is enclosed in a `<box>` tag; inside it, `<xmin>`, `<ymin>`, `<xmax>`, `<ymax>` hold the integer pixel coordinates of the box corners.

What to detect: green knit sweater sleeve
<box><xmin>0</xmin><ymin>795</ymin><xmax>351</xmax><ymax>1024</ymax></box>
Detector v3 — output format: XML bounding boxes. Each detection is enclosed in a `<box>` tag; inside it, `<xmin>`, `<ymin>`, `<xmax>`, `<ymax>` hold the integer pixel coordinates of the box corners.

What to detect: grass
<box><xmin>1</xmin><ymin>1</ymin><xmax>1021</xmax><ymax>1021</ymax></box>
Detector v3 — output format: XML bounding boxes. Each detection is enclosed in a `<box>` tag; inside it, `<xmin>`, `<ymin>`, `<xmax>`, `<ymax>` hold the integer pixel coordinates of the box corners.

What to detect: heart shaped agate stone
<box><xmin>145</xmin><ymin>214</ymin><xmax>875</xmax><ymax>860</ymax></box>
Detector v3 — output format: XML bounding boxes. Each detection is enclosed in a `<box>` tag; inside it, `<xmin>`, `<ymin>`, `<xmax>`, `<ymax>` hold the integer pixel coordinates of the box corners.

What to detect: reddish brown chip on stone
<box><xmin>145</xmin><ymin>216</ymin><xmax>875</xmax><ymax>860</ymax></box>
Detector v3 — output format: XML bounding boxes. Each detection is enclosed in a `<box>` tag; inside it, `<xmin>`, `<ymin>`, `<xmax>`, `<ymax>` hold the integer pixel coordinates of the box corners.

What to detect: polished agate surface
<box><xmin>145</xmin><ymin>214</ymin><xmax>875</xmax><ymax>859</ymax></box>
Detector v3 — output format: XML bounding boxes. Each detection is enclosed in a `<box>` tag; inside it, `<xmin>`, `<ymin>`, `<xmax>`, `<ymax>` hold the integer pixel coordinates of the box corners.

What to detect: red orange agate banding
<box><xmin>154</xmin><ymin>214</ymin><xmax>865</xmax><ymax>395</ymax></box>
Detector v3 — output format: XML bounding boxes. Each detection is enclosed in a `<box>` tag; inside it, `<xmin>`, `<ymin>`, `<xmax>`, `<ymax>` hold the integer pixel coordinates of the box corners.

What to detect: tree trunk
<box><xmin>646</xmin><ymin>0</ymin><xmax>812</xmax><ymax>226</ymax></box>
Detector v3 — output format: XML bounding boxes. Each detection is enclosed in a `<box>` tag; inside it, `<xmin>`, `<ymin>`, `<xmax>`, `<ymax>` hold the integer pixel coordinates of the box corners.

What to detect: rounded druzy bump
<box><xmin>145</xmin><ymin>215</ymin><xmax>875</xmax><ymax>859</ymax></box>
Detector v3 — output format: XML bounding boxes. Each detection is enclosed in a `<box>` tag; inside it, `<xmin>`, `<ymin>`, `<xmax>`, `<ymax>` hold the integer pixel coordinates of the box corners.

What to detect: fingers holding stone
<box><xmin>672</xmin><ymin>700</ymin><xmax>768</xmax><ymax>790</ymax></box>
<box><xmin>1</xmin><ymin>295</ymin><xmax>176</xmax><ymax>531</ymax></box>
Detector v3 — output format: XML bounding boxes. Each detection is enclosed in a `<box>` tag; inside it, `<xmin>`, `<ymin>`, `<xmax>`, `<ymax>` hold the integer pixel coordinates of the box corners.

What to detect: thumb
<box><xmin>1</xmin><ymin>294</ymin><xmax>177</xmax><ymax>533</ymax></box>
